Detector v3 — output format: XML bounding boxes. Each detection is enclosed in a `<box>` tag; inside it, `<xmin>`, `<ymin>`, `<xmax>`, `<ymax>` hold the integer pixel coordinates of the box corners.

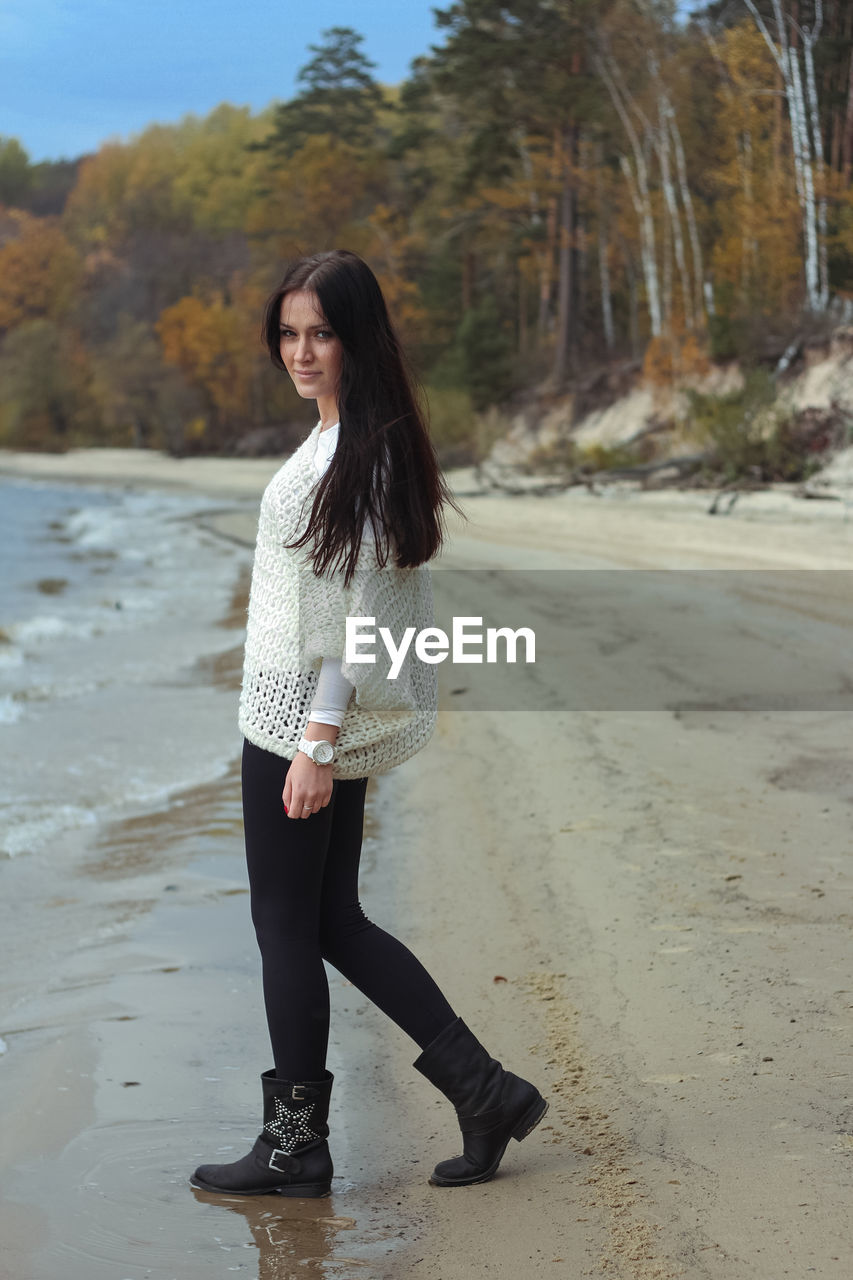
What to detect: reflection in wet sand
<box><xmin>191</xmin><ymin>1190</ymin><xmax>368</xmax><ymax>1278</ymax></box>
<box><xmin>10</xmin><ymin>1115</ymin><xmax>371</xmax><ymax>1280</ymax></box>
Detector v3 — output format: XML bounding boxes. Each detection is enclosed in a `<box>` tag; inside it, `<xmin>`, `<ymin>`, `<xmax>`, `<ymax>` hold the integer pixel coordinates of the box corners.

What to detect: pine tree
<box><xmin>259</xmin><ymin>27</ymin><xmax>385</xmax><ymax>158</ymax></box>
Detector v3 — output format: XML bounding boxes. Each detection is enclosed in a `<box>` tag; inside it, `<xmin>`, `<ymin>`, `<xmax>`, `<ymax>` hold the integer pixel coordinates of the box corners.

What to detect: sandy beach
<box><xmin>1</xmin><ymin>445</ymin><xmax>852</xmax><ymax>1279</ymax></box>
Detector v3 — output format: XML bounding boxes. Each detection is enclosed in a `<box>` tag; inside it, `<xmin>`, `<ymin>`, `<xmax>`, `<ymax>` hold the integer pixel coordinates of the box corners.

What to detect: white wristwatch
<box><xmin>298</xmin><ymin>736</ymin><xmax>336</xmax><ymax>765</ymax></box>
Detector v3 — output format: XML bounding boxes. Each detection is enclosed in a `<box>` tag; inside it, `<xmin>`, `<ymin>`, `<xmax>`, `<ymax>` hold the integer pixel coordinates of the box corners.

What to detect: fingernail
<box><xmin>284</xmin><ymin>805</ymin><xmax>288</xmax><ymax>814</ymax></box>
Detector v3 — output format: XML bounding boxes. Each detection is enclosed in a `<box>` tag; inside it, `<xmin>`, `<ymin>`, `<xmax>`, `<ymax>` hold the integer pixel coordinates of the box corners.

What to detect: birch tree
<box><xmin>593</xmin><ymin>43</ymin><xmax>663</xmax><ymax>336</ymax></box>
<box><xmin>593</xmin><ymin>1</ymin><xmax>709</xmax><ymax>343</ymax></box>
<box><xmin>648</xmin><ymin>54</ymin><xmax>706</xmax><ymax>329</ymax></box>
<box><xmin>594</xmin><ymin>144</ymin><xmax>616</xmax><ymax>351</ymax></box>
<box><xmin>742</xmin><ymin>0</ymin><xmax>829</xmax><ymax>311</ymax></box>
<box><xmin>644</xmin><ymin>53</ymin><xmax>693</xmax><ymax>330</ymax></box>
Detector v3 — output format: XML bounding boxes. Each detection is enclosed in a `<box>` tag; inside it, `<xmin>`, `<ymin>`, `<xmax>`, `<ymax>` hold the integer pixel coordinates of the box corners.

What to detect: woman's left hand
<box><xmin>283</xmin><ymin>752</ymin><xmax>334</xmax><ymax>819</ymax></box>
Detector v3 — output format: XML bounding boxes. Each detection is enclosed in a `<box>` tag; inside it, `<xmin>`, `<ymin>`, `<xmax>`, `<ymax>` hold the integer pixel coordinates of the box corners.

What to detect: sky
<box><xmin>0</xmin><ymin>0</ymin><xmax>443</xmax><ymax>163</ymax></box>
<box><xmin>1</xmin><ymin>1</ymin><xmax>708</xmax><ymax>165</ymax></box>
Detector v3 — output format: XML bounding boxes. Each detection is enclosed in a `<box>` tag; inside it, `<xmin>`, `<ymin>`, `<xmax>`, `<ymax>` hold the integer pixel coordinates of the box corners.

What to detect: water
<box><xmin>0</xmin><ymin>476</ymin><xmax>416</xmax><ymax>1280</ymax></box>
<box><xmin>0</xmin><ymin>477</ymin><xmax>252</xmax><ymax>859</ymax></box>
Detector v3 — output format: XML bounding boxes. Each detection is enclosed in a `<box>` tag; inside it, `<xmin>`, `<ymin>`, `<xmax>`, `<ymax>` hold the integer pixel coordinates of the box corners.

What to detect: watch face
<box><xmin>313</xmin><ymin>741</ymin><xmax>334</xmax><ymax>765</ymax></box>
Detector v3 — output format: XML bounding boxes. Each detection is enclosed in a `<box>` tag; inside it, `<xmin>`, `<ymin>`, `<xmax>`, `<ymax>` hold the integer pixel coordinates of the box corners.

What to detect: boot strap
<box><xmin>458</xmin><ymin>1104</ymin><xmax>504</xmax><ymax>1135</ymax></box>
<box><xmin>268</xmin><ymin>1147</ymin><xmax>300</xmax><ymax>1174</ymax></box>
<box><xmin>290</xmin><ymin>1082</ymin><xmax>322</xmax><ymax>1100</ymax></box>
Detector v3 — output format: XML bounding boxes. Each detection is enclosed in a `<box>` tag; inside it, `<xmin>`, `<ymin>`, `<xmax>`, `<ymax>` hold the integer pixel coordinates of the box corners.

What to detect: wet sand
<box><xmin>1</xmin><ymin>447</ymin><xmax>852</xmax><ymax>1279</ymax></box>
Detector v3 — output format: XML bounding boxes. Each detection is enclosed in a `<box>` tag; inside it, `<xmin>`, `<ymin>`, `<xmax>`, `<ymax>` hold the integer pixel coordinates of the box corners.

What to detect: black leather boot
<box><xmin>413</xmin><ymin>1017</ymin><xmax>548</xmax><ymax>1187</ymax></box>
<box><xmin>190</xmin><ymin>1069</ymin><xmax>334</xmax><ymax>1197</ymax></box>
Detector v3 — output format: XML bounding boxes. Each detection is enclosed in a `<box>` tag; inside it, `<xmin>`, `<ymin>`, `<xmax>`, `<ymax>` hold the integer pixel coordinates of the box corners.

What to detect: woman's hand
<box><xmin>283</xmin><ymin>751</ymin><xmax>334</xmax><ymax>819</ymax></box>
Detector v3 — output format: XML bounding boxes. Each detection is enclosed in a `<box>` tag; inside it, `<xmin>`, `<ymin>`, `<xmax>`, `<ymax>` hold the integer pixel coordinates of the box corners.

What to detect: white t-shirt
<box><xmin>309</xmin><ymin>422</ymin><xmax>356</xmax><ymax>728</ymax></box>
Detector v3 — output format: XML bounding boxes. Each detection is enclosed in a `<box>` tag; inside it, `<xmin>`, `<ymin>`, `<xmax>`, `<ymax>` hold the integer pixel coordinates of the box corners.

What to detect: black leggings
<box><xmin>242</xmin><ymin>738</ymin><xmax>457</xmax><ymax>1080</ymax></box>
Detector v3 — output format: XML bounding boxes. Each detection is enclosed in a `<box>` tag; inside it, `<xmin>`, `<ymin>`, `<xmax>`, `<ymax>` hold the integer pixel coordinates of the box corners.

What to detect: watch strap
<box><xmin>298</xmin><ymin>736</ymin><xmax>335</xmax><ymax>763</ymax></box>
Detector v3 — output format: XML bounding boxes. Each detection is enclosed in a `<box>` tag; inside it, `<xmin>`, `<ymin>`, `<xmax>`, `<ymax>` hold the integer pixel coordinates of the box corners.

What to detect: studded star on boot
<box><xmin>265</xmin><ymin>1097</ymin><xmax>322</xmax><ymax>1153</ymax></box>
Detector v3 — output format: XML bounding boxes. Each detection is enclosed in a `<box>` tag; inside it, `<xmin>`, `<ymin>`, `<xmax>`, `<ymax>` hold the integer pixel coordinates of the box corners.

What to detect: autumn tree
<box><xmin>168</xmin><ymin>105</ymin><xmax>275</xmax><ymax>234</ymax></box>
<box><xmin>64</xmin><ymin>115</ymin><xmax>263</xmax><ymax>346</ymax></box>
<box><xmin>0</xmin><ymin>320</ymin><xmax>100</xmax><ymax>448</ymax></box>
<box><xmin>89</xmin><ymin>315</ymin><xmax>201</xmax><ymax>450</ymax></box>
<box><xmin>2</xmin><ymin>6</ymin><xmax>850</xmax><ymax>454</ymax></box>
<box><xmin>590</xmin><ymin>0</ymin><xmax>713</xmax><ymax>366</ymax></box>
<box><xmin>701</xmin><ymin>18</ymin><xmax>804</xmax><ymax>353</ymax></box>
<box><xmin>156</xmin><ymin>291</ymin><xmax>257</xmax><ymax>450</ymax></box>
<box><xmin>412</xmin><ymin>0</ymin><xmax>611</xmax><ymax>386</ymax></box>
<box><xmin>0</xmin><ymin>214</ymin><xmax>80</xmax><ymax>331</ymax></box>
<box><xmin>247</xmin><ymin>28</ymin><xmax>392</xmax><ymax>267</ymax></box>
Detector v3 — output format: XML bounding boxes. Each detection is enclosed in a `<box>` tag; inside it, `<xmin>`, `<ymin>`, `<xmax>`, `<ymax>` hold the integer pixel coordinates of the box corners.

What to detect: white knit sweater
<box><xmin>238</xmin><ymin>422</ymin><xmax>438</xmax><ymax>777</ymax></box>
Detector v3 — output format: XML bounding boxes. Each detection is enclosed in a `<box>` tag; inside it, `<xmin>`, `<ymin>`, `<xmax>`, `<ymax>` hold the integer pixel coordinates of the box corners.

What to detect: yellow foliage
<box><xmin>708</xmin><ymin>21</ymin><xmax>803</xmax><ymax>313</ymax></box>
<box><xmin>479</xmin><ymin>185</ymin><xmax>531</xmax><ymax>212</ymax></box>
<box><xmin>247</xmin><ymin>134</ymin><xmax>381</xmax><ymax>256</ymax></box>
<box><xmin>680</xmin><ymin>333</ymin><xmax>711</xmax><ymax>380</ymax></box>
<box><xmin>65</xmin><ymin>144</ymin><xmax>137</xmax><ymax>244</ymax></box>
<box><xmin>156</xmin><ymin>292</ymin><xmax>253</xmax><ymax>430</ymax></box>
<box><xmin>65</xmin><ymin>106</ymin><xmax>274</xmax><ymax>243</ymax></box>
<box><xmin>187</xmin><ymin>415</ymin><xmax>208</xmax><ymax>441</ymax></box>
<box><xmin>643</xmin><ymin>334</ymin><xmax>673</xmax><ymax>385</ymax></box>
<box><xmin>168</xmin><ymin>105</ymin><xmax>274</xmax><ymax>232</ymax></box>
<box><xmin>643</xmin><ymin>328</ymin><xmax>711</xmax><ymax>388</ymax></box>
<box><xmin>0</xmin><ymin>214</ymin><xmax>80</xmax><ymax>329</ymax></box>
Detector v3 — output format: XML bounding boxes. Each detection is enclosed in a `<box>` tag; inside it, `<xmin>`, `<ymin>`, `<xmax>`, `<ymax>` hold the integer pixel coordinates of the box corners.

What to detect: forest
<box><xmin>0</xmin><ymin>0</ymin><xmax>851</xmax><ymax>473</ymax></box>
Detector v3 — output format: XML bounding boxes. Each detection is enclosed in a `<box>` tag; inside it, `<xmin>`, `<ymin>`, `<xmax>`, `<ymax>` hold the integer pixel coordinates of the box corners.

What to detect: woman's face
<box><xmin>278</xmin><ymin>289</ymin><xmax>343</xmax><ymax>409</ymax></box>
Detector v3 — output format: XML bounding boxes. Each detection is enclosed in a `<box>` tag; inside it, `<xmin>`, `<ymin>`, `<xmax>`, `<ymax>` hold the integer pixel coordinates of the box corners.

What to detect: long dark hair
<box><xmin>262</xmin><ymin>250</ymin><xmax>465</xmax><ymax>585</ymax></box>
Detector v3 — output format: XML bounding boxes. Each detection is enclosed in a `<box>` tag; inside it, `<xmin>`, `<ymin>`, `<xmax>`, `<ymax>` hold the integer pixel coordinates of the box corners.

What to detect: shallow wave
<box><xmin>10</xmin><ymin>612</ymin><xmax>100</xmax><ymax>644</ymax></box>
<box><xmin>0</xmin><ymin>479</ymin><xmax>253</xmax><ymax>859</ymax></box>
<box><xmin>1</xmin><ymin>802</ymin><xmax>99</xmax><ymax>859</ymax></box>
<box><xmin>0</xmin><ymin>694</ymin><xmax>23</xmax><ymax>725</ymax></box>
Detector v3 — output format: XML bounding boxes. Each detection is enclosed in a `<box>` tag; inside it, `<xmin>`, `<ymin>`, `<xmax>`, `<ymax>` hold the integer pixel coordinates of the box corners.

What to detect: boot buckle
<box><xmin>291</xmin><ymin>1084</ymin><xmax>310</xmax><ymax>1100</ymax></box>
<box><xmin>269</xmin><ymin>1147</ymin><xmax>294</xmax><ymax>1173</ymax></box>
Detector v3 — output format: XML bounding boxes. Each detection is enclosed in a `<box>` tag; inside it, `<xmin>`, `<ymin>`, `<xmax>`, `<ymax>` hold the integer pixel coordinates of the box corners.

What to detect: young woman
<box><xmin>190</xmin><ymin>250</ymin><xmax>547</xmax><ymax>1198</ymax></box>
